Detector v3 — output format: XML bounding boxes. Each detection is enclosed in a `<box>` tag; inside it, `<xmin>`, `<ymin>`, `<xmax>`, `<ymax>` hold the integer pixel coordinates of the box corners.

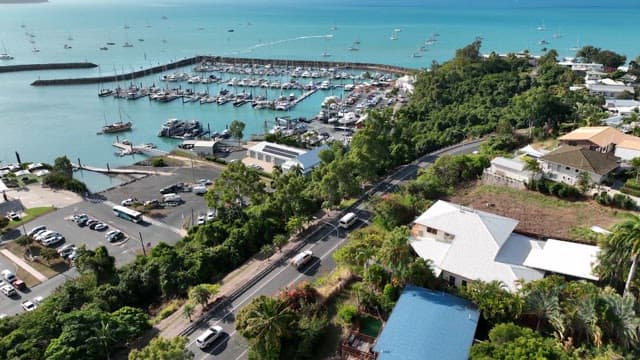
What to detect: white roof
<box><xmin>491</xmin><ymin>157</ymin><xmax>526</xmax><ymax>172</ymax></box>
<box><xmin>410</xmin><ymin>201</ymin><xmax>544</xmax><ymax>291</ymax></box>
<box><xmin>248</xmin><ymin>141</ymin><xmax>306</xmax><ymax>161</ymax></box>
<box><xmin>524</xmin><ymin>239</ymin><xmax>600</xmax><ymax>281</ymax></box>
<box><xmin>517</xmin><ymin>144</ymin><xmax>549</xmax><ymax>158</ymax></box>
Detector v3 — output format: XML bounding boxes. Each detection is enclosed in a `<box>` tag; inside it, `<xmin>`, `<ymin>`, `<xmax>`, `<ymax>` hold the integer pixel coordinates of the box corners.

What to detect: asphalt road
<box><xmin>186</xmin><ymin>140</ymin><xmax>483</xmax><ymax>360</ymax></box>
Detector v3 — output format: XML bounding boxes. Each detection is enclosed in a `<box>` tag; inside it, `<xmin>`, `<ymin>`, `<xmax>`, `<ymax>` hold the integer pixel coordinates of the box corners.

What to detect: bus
<box><xmin>112</xmin><ymin>205</ymin><xmax>142</xmax><ymax>223</ymax></box>
<box><xmin>339</xmin><ymin>212</ymin><xmax>358</xmax><ymax>229</ymax></box>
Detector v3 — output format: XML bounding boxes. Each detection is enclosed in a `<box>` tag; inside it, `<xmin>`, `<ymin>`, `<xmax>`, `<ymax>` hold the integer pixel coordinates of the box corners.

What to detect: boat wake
<box><xmin>227</xmin><ymin>34</ymin><xmax>334</xmax><ymax>55</ymax></box>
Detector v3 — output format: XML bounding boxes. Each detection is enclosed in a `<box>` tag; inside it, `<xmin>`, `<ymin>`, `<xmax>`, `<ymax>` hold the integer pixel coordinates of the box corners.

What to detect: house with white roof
<box><xmin>524</xmin><ymin>239</ymin><xmax>599</xmax><ymax>281</ymax></box>
<box><xmin>409</xmin><ymin>200</ymin><xmax>545</xmax><ymax>292</ymax></box>
<box><xmin>246</xmin><ymin>141</ymin><xmax>328</xmax><ymax>174</ymax></box>
<box><xmin>586</xmin><ymin>83</ymin><xmax>635</xmax><ymax>99</ymax></box>
<box><xmin>483</xmin><ymin>156</ymin><xmax>539</xmax><ymax>189</ymax></box>
<box><xmin>604</xmin><ymin>99</ymin><xmax>640</xmax><ymax>115</ymax></box>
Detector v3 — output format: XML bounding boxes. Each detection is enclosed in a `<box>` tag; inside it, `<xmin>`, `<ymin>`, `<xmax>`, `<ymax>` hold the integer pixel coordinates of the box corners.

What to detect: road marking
<box><xmin>233</xmin><ymin>348</ymin><xmax>249</xmax><ymax>360</ymax></box>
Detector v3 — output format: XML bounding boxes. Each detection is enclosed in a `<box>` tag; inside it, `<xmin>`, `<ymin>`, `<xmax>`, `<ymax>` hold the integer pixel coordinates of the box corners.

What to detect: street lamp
<box><xmin>314</xmin><ymin>217</ymin><xmax>340</xmax><ymax>240</ymax></box>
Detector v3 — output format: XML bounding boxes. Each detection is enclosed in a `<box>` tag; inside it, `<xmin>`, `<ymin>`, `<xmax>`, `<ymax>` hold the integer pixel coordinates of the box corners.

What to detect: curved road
<box><xmin>185</xmin><ymin>140</ymin><xmax>483</xmax><ymax>359</ymax></box>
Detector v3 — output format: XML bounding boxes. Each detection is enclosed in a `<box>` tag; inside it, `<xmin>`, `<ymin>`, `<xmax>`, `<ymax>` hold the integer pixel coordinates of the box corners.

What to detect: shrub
<box><xmin>337</xmin><ymin>304</ymin><xmax>358</xmax><ymax>325</ymax></box>
<box><xmin>527</xmin><ymin>179</ymin><xmax>581</xmax><ymax>200</ymax></box>
<box><xmin>151</xmin><ymin>158</ymin><xmax>166</xmax><ymax>167</ymax></box>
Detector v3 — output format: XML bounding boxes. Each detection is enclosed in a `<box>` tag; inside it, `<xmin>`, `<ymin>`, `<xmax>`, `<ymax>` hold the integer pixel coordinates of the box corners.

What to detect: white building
<box><xmin>247</xmin><ymin>141</ymin><xmax>328</xmax><ymax>174</ymax></box>
<box><xmin>540</xmin><ymin>145</ymin><xmax>619</xmax><ymax>185</ymax></box>
<box><xmin>586</xmin><ymin>83</ymin><xmax>635</xmax><ymax>99</ymax></box>
<box><xmin>615</xmin><ymin>139</ymin><xmax>640</xmax><ymax>162</ymax></box>
<box><xmin>524</xmin><ymin>239</ymin><xmax>600</xmax><ymax>281</ymax></box>
<box><xmin>483</xmin><ymin>157</ymin><xmax>539</xmax><ymax>189</ymax></box>
<box><xmin>604</xmin><ymin>99</ymin><xmax>640</xmax><ymax>115</ymax></box>
<box><xmin>409</xmin><ymin>200</ymin><xmax>545</xmax><ymax>292</ymax></box>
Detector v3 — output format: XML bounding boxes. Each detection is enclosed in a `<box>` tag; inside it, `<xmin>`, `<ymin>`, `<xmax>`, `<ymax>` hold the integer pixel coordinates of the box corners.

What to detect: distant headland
<box><xmin>0</xmin><ymin>0</ymin><xmax>47</xmax><ymax>3</ymax></box>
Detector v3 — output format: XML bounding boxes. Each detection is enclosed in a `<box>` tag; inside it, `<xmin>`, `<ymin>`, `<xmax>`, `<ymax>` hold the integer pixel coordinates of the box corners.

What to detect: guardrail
<box><xmin>177</xmin><ymin>137</ymin><xmax>485</xmax><ymax>336</ymax></box>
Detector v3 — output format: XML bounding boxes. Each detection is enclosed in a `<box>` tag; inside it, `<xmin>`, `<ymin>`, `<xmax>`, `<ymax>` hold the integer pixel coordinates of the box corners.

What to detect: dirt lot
<box><xmin>450</xmin><ymin>183</ymin><xmax>627</xmax><ymax>243</ymax></box>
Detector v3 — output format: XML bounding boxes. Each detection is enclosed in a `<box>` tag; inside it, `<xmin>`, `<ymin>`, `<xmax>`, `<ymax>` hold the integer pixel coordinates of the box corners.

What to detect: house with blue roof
<box><xmin>373</xmin><ymin>285</ymin><xmax>479</xmax><ymax>360</ymax></box>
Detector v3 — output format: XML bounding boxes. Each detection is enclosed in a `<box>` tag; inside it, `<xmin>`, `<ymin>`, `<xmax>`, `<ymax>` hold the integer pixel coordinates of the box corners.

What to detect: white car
<box><xmin>35</xmin><ymin>230</ymin><xmax>57</xmax><ymax>242</ymax></box>
<box><xmin>7</xmin><ymin>211</ymin><xmax>21</xmax><ymax>221</ymax></box>
<box><xmin>33</xmin><ymin>296</ymin><xmax>44</xmax><ymax>305</ymax></box>
<box><xmin>121</xmin><ymin>198</ymin><xmax>135</xmax><ymax>206</ymax></box>
<box><xmin>196</xmin><ymin>215</ymin><xmax>206</xmax><ymax>225</ymax></box>
<box><xmin>1</xmin><ymin>284</ymin><xmax>16</xmax><ymax>297</ymax></box>
<box><xmin>193</xmin><ymin>185</ymin><xmax>208</xmax><ymax>195</ymax></box>
<box><xmin>196</xmin><ymin>325</ymin><xmax>224</xmax><ymax>349</ymax></box>
<box><xmin>27</xmin><ymin>225</ymin><xmax>47</xmax><ymax>237</ymax></box>
<box><xmin>22</xmin><ymin>300</ymin><xmax>37</xmax><ymax>312</ymax></box>
<box><xmin>42</xmin><ymin>234</ymin><xmax>64</xmax><ymax>247</ymax></box>
<box><xmin>57</xmin><ymin>244</ymin><xmax>76</xmax><ymax>257</ymax></box>
<box><xmin>93</xmin><ymin>223</ymin><xmax>108</xmax><ymax>231</ymax></box>
<box><xmin>206</xmin><ymin>211</ymin><xmax>215</xmax><ymax>222</ymax></box>
<box><xmin>1</xmin><ymin>269</ymin><xmax>16</xmax><ymax>283</ymax></box>
<box><xmin>198</xmin><ymin>178</ymin><xmax>212</xmax><ymax>186</ymax></box>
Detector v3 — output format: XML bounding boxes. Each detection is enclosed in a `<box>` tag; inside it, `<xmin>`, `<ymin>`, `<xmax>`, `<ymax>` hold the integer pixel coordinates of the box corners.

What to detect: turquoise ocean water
<box><xmin>0</xmin><ymin>0</ymin><xmax>639</xmax><ymax>190</ymax></box>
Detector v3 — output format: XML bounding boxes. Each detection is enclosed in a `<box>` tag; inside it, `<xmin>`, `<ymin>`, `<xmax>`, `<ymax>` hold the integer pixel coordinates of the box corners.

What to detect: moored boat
<box><xmin>102</xmin><ymin>121</ymin><xmax>132</xmax><ymax>134</ymax></box>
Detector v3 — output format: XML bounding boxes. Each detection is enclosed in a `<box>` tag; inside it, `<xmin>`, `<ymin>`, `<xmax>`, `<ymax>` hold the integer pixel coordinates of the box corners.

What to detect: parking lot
<box><xmin>0</xmin><ymin>164</ymin><xmax>223</xmax><ymax>316</ymax></box>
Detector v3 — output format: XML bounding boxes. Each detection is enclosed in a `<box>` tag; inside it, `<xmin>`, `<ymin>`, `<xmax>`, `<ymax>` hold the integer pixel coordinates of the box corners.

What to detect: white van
<box><xmin>290</xmin><ymin>250</ymin><xmax>313</xmax><ymax>268</ymax></box>
<box><xmin>196</xmin><ymin>326</ymin><xmax>223</xmax><ymax>349</ymax></box>
<box><xmin>162</xmin><ymin>193</ymin><xmax>182</xmax><ymax>203</ymax></box>
<box><xmin>339</xmin><ymin>212</ymin><xmax>358</xmax><ymax>229</ymax></box>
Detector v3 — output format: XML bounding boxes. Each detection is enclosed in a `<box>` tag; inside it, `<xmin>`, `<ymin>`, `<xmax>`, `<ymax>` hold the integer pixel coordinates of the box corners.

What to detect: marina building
<box><xmin>246</xmin><ymin>141</ymin><xmax>328</xmax><ymax>174</ymax></box>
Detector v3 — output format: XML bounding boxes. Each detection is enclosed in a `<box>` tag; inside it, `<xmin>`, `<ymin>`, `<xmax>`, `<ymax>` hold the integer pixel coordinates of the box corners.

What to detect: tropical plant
<box><xmin>519</xmin><ymin>276</ymin><xmax>565</xmax><ymax>337</ymax></box>
<box><xmin>189</xmin><ymin>285</ymin><xmax>212</xmax><ymax>310</ymax></box>
<box><xmin>236</xmin><ymin>296</ymin><xmax>298</xmax><ymax>359</ymax></box>
<box><xmin>129</xmin><ymin>336</ymin><xmax>194</xmax><ymax>360</ymax></box>
<box><xmin>461</xmin><ymin>280</ymin><xmax>523</xmax><ymax>326</ymax></box>
<box><xmin>182</xmin><ymin>302</ymin><xmax>195</xmax><ymax>322</ymax></box>
<box><xmin>597</xmin><ymin>214</ymin><xmax>640</xmax><ymax>295</ymax></box>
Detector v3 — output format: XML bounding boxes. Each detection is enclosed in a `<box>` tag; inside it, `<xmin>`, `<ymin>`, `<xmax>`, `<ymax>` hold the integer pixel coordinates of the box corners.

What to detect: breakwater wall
<box><xmin>0</xmin><ymin>62</ymin><xmax>97</xmax><ymax>73</ymax></box>
<box><xmin>30</xmin><ymin>55</ymin><xmax>414</xmax><ymax>86</ymax></box>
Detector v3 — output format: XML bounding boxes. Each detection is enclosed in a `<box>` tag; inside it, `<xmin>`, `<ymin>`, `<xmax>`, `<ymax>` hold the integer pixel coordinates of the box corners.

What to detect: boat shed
<box><xmin>373</xmin><ymin>285</ymin><xmax>479</xmax><ymax>360</ymax></box>
<box><xmin>181</xmin><ymin>140</ymin><xmax>220</xmax><ymax>156</ymax></box>
<box><xmin>247</xmin><ymin>141</ymin><xmax>328</xmax><ymax>174</ymax></box>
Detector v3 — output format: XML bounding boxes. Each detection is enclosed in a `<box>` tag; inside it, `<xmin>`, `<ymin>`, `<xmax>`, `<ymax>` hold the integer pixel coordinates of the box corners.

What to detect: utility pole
<box><xmin>139</xmin><ymin>232</ymin><xmax>147</xmax><ymax>256</ymax></box>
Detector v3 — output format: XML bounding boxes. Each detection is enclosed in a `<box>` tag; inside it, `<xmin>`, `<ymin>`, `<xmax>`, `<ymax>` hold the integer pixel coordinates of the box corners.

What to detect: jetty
<box><xmin>72</xmin><ymin>163</ymin><xmax>171</xmax><ymax>176</ymax></box>
<box><xmin>0</xmin><ymin>62</ymin><xmax>97</xmax><ymax>73</ymax></box>
<box><xmin>30</xmin><ymin>55</ymin><xmax>413</xmax><ymax>86</ymax></box>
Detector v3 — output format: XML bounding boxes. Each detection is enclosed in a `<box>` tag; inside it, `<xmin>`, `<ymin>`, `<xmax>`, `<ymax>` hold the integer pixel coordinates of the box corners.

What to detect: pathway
<box><xmin>0</xmin><ymin>249</ymin><xmax>48</xmax><ymax>282</ymax></box>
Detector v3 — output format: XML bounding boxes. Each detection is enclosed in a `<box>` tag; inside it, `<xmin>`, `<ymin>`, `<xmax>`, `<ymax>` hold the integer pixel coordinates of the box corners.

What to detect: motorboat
<box><xmin>99</xmin><ymin>46</ymin><xmax>108</xmax><ymax>51</ymax></box>
<box><xmin>64</xmin><ymin>44</ymin><xmax>72</xmax><ymax>49</ymax></box>
<box><xmin>0</xmin><ymin>42</ymin><xmax>13</xmax><ymax>60</ymax></box>
<box><xmin>98</xmin><ymin>88</ymin><xmax>113</xmax><ymax>97</ymax></box>
<box><xmin>123</xmin><ymin>42</ymin><xmax>133</xmax><ymax>48</ymax></box>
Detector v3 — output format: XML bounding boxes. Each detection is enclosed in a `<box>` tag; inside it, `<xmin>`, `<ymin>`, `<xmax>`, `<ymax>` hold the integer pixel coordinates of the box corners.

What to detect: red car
<box><xmin>11</xmin><ymin>279</ymin><xmax>26</xmax><ymax>291</ymax></box>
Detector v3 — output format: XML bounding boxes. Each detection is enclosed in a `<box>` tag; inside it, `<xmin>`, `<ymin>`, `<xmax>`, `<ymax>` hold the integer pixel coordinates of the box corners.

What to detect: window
<box><xmin>448</xmin><ymin>275</ymin><xmax>456</xmax><ymax>286</ymax></box>
<box><xmin>565</xmin><ymin>166</ymin><xmax>570</xmax><ymax>170</ymax></box>
<box><xmin>265</xmin><ymin>155</ymin><xmax>272</xmax><ymax>163</ymax></box>
<box><xmin>461</xmin><ymin>280</ymin><xmax>467</xmax><ymax>287</ymax></box>
<box><xmin>426</xmin><ymin>227</ymin><xmax>437</xmax><ymax>235</ymax></box>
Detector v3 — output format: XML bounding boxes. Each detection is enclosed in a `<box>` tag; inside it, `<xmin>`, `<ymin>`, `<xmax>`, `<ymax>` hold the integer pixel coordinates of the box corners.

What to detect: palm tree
<box><xmin>236</xmin><ymin>296</ymin><xmax>296</xmax><ymax>358</ymax></box>
<box><xmin>604</xmin><ymin>214</ymin><xmax>640</xmax><ymax>296</ymax></box>
<box><xmin>15</xmin><ymin>235</ymin><xmax>33</xmax><ymax>257</ymax></box>
<box><xmin>182</xmin><ymin>302</ymin><xmax>195</xmax><ymax>322</ymax></box>
<box><xmin>599</xmin><ymin>289</ymin><xmax>640</xmax><ymax>350</ymax></box>
<box><xmin>189</xmin><ymin>285</ymin><xmax>211</xmax><ymax>310</ymax></box>
<box><xmin>520</xmin><ymin>277</ymin><xmax>565</xmax><ymax>337</ymax></box>
<box><xmin>376</xmin><ymin>227</ymin><xmax>412</xmax><ymax>276</ymax></box>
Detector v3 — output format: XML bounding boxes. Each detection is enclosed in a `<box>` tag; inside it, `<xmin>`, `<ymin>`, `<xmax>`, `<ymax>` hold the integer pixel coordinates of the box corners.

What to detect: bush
<box><xmin>337</xmin><ymin>304</ymin><xmax>358</xmax><ymax>325</ymax></box>
<box><xmin>0</xmin><ymin>216</ymin><xmax>9</xmax><ymax>229</ymax></box>
<box><xmin>527</xmin><ymin>179</ymin><xmax>581</xmax><ymax>200</ymax></box>
<box><xmin>151</xmin><ymin>158</ymin><xmax>166</xmax><ymax>167</ymax></box>
<box><xmin>594</xmin><ymin>191</ymin><xmax>636</xmax><ymax>210</ymax></box>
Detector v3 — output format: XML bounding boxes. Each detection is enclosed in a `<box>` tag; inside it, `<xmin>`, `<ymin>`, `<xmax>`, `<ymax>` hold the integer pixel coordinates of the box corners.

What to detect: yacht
<box><xmin>390</xmin><ymin>32</ymin><xmax>398</xmax><ymax>41</ymax></box>
<box><xmin>99</xmin><ymin>46</ymin><xmax>109</xmax><ymax>51</ymax></box>
<box><xmin>32</xmin><ymin>46</ymin><xmax>40</xmax><ymax>53</ymax></box>
<box><xmin>538</xmin><ymin>39</ymin><xmax>549</xmax><ymax>45</ymax></box>
<box><xmin>102</xmin><ymin>121</ymin><xmax>133</xmax><ymax>134</ymax></box>
<box><xmin>123</xmin><ymin>42</ymin><xmax>133</xmax><ymax>48</ymax></box>
<box><xmin>0</xmin><ymin>42</ymin><xmax>13</xmax><ymax>60</ymax></box>
<box><xmin>411</xmin><ymin>51</ymin><xmax>423</xmax><ymax>58</ymax></box>
<box><xmin>321</xmin><ymin>51</ymin><xmax>331</xmax><ymax>57</ymax></box>
<box><xmin>106</xmin><ymin>42</ymin><xmax>116</xmax><ymax>45</ymax></box>
<box><xmin>98</xmin><ymin>88</ymin><xmax>113</xmax><ymax>97</ymax></box>
<box><xmin>64</xmin><ymin>44</ymin><xmax>72</xmax><ymax>49</ymax></box>
<box><xmin>537</xmin><ymin>22</ymin><xmax>546</xmax><ymax>31</ymax></box>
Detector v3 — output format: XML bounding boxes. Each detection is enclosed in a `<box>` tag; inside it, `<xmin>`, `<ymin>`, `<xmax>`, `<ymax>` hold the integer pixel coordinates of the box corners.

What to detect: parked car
<box><xmin>85</xmin><ymin>219</ymin><xmax>99</xmax><ymax>228</ymax></box>
<box><xmin>2</xmin><ymin>269</ymin><xmax>16</xmax><ymax>282</ymax></box>
<box><xmin>74</xmin><ymin>214</ymin><xmax>89</xmax><ymax>226</ymax></box>
<box><xmin>198</xmin><ymin>178</ymin><xmax>212</xmax><ymax>186</ymax></box>
<box><xmin>1</xmin><ymin>284</ymin><xmax>16</xmax><ymax>297</ymax></box>
<box><xmin>121</xmin><ymin>198</ymin><xmax>136</xmax><ymax>206</ymax></box>
<box><xmin>196</xmin><ymin>326</ymin><xmax>224</xmax><ymax>349</ymax></box>
<box><xmin>193</xmin><ymin>185</ymin><xmax>208</xmax><ymax>195</ymax></box>
<box><xmin>7</xmin><ymin>211</ymin><xmax>21</xmax><ymax>221</ymax></box>
<box><xmin>21</xmin><ymin>300</ymin><xmax>37</xmax><ymax>312</ymax></box>
<box><xmin>11</xmin><ymin>279</ymin><xmax>25</xmax><ymax>291</ymax></box>
<box><xmin>27</xmin><ymin>225</ymin><xmax>47</xmax><ymax>237</ymax></box>
<box><xmin>68</xmin><ymin>250</ymin><xmax>80</xmax><ymax>262</ymax></box>
<box><xmin>33</xmin><ymin>296</ymin><xmax>44</xmax><ymax>305</ymax></box>
<box><xmin>93</xmin><ymin>223</ymin><xmax>108</xmax><ymax>231</ymax></box>
<box><xmin>105</xmin><ymin>230</ymin><xmax>125</xmax><ymax>243</ymax></box>
<box><xmin>42</xmin><ymin>234</ymin><xmax>64</xmax><ymax>247</ymax></box>
<box><xmin>143</xmin><ymin>199</ymin><xmax>162</xmax><ymax>209</ymax></box>
<box><xmin>57</xmin><ymin>244</ymin><xmax>76</xmax><ymax>258</ymax></box>
<box><xmin>35</xmin><ymin>230</ymin><xmax>57</xmax><ymax>242</ymax></box>
<box><xmin>206</xmin><ymin>211</ymin><xmax>215</xmax><ymax>222</ymax></box>
<box><xmin>196</xmin><ymin>215</ymin><xmax>206</xmax><ymax>225</ymax></box>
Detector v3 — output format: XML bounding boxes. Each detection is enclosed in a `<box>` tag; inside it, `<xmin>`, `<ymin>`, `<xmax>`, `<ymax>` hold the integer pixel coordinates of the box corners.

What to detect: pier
<box><xmin>30</xmin><ymin>55</ymin><xmax>413</xmax><ymax>86</ymax></box>
<box><xmin>73</xmin><ymin>163</ymin><xmax>171</xmax><ymax>176</ymax></box>
<box><xmin>0</xmin><ymin>62</ymin><xmax>97</xmax><ymax>73</ymax></box>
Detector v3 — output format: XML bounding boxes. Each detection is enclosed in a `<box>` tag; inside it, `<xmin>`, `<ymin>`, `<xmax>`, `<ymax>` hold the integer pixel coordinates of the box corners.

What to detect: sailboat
<box><xmin>330</xmin><ymin>22</ymin><xmax>338</xmax><ymax>31</ymax></box>
<box><xmin>537</xmin><ymin>21</ymin><xmax>546</xmax><ymax>31</ymax></box>
<box><xmin>0</xmin><ymin>41</ymin><xmax>14</xmax><ymax>60</ymax></box>
<box><xmin>100</xmin><ymin>110</ymin><xmax>133</xmax><ymax>134</ymax></box>
<box><xmin>389</xmin><ymin>31</ymin><xmax>398</xmax><ymax>41</ymax></box>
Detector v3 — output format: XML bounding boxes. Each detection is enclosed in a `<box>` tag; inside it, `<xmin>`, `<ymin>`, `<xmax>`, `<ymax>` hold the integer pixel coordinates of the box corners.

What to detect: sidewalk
<box><xmin>157</xmin><ymin>212</ymin><xmax>336</xmax><ymax>339</ymax></box>
<box><xmin>0</xmin><ymin>249</ymin><xmax>48</xmax><ymax>282</ymax></box>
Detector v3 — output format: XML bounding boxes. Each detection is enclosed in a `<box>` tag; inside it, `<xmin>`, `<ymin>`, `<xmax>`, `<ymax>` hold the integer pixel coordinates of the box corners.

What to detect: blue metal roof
<box><xmin>373</xmin><ymin>285</ymin><xmax>479</xmax><ymax>360</ymax></box>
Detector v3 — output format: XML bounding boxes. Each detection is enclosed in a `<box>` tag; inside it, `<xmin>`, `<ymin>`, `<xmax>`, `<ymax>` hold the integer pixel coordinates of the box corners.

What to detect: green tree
<box><xmin>598</xmin><ymin>289</ymin><xmax>640</xmax><ymax>351</ymax></box>
<box><xmin>189</xmin><ymin>285</ymin><xmax>212</xmax><ymax>310</ymax></box>
<box><xmin>236</xmin><ymin>296</ymin><xmax>297</xmax><ymax>360</ymax></box>
<box><xmin>285</xmin><ymin>215</ymin><xmax>306</xmax><ymax>236</ymax></box>
<box><xmin>597</xmin><ymin>214</ymin><xmax>640</xmax><ymax>295</ymax></box>
<box><xmin>229</xmin><ymin>120</ymin><xmax>246</xmax><ymax>146</ymax></box>
<box><xmin>205</xmin><ymin>161</ymin><xmax>265</xmax><ymax>212</ymax></box>
<box><xmin>461</xmin><ymin>280</ymin><xmax>523</xmax><ymax>326</ymax></box>
<box><xmin>470</xmin><ymin>323</ymin><xmax>572</xmax><ymax>360</ymax></box>
<box><xmin>376</xmin><ymin>227</ymin><xmax>413</xmax><ymax>276</ymax></box>
<box><xmin>15</xmin><ymin>235</ymin><xmax>33</xmax><ymax>257</ymax></box>
<box><xmin>272</xmin><ymin>234</ymin><xmax>288</xmax><ymax>252</ymax></box>
<box><xmin>129</xmin><ymin>336</ymin><xmax>194</xmax><ymax>360</ymax></box>
<box><xmin>39</xmin><ymin>247</ymin><xmax>59</xmax><ymax>265</ymax></box>
<box><xmin>52</xmin><ymin>155</ymin><xmax>74</xmax><ymax>178</ymax></box>
<box><xmin>630</xmin><ymin>157</ymin><xmax>640</xmax><ymax>182</ymax></box>
<box><xmin>74</xmin><ymin>245</ymin><xmax>117</xmax><ymax>285</ymax></box>
<box><xmin>576</xmin><ymin>171</ymin><xmax>592</xmax><ymax>194</ymax></box>
<box><xmin>519</xmin><ymin>276</ymin><xmax>565</xmax><ymax>336</ymax></box>
<box><xmin>182</xmin><ymin>302</ymin><xmax>195</xmax><ymax>322</ymax></box>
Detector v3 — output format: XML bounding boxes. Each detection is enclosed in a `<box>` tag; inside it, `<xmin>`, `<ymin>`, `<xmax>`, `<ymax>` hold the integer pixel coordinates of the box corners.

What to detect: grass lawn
<box><xmin>3</xmin><ymin>240</ymin><xmax>70</xmax><ymax>281</ymax></box>
<box><xmin>359</xmin><ymin>315</ymin><xmax>382</xmax><ymax>338</ymax></box>
<box><xmin>6</xmin><ymin>207</ymin><xmax>56</xmax><ymax>230</ymax></box>
<box><xmin>451</xmin><ymin>183</ymin><xmax>627</xmax><ymax>243</ymax></box>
